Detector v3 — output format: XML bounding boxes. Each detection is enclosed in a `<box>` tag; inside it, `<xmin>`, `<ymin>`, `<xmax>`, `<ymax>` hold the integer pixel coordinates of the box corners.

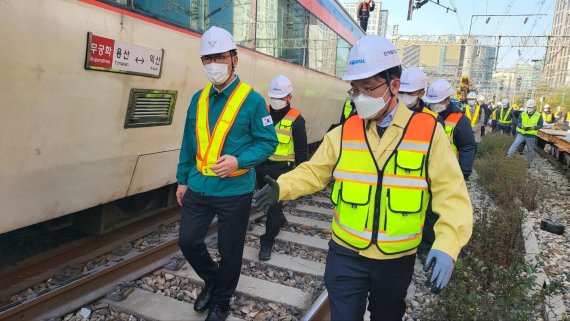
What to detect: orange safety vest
<box><xmin>464</xmin><ymin>105</ymin><xmax>480</xmax><ymax>128</ymax></box>
<box><xmin>444</xmin><ymin>112</ymin><xmax>463</xmax><ymax>156</ymax></box>
<box><xmin>195</xmin><ymin>82</ymin><xmax>252</xmax><ymax>177</ymax></box>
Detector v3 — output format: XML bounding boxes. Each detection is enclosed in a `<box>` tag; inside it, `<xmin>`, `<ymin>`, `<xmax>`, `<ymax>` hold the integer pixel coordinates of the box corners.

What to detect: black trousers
<box><xmin>255</xmin><ymin>161</ymin><xmax>293</xmax><ymax>247</ymax></box>
<box><xmin>497</xmin><ymin>124</ymin><xmax>512</xmax><ymax>135</ymax></box>
<box><xmin>359</xmin><ymin>18</ymin><xmax>369</xmax><ymax>32</ymax></box>
<box><xmin>178</xmin><ymin>190</ymin><xmax>252</xmax><ymax>309</ymax></box>
<box><xmin>324</xmin><ymin>241</ymin><xmax>416</xmax><ymax>321</ymax></box>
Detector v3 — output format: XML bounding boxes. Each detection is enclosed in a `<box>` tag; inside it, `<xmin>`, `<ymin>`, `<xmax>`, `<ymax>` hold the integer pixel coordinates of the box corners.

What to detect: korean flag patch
<box><xmin>262</xmin><ymin>115</ymin><xmax>273</xmax><ymax>126</ymax></box>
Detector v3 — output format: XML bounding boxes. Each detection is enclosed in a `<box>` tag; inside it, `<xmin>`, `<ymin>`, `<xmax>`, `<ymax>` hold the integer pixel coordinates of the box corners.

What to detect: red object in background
<box><xmin>88</xmin><ymin>35</ymin><xmax>114</xmax><ymax>69</ymax></box>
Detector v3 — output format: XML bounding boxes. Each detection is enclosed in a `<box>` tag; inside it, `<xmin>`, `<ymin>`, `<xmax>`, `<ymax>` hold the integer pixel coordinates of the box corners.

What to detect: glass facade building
<box><xmin>108</xmin><ymin>0</ymin><xmax>364</xmax><ymax>78</ymax></box>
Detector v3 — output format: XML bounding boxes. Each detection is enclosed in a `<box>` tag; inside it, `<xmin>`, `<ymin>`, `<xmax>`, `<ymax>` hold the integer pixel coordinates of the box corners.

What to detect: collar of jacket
<box><xmin>209</xmin><ymin>75</ymin><xmax>240</xmax><ymax>97</ymax></box>
<box><xmin>439</xmin><ymin>102</ymin><xmax>463</xmax><ymax>119</ymax></box>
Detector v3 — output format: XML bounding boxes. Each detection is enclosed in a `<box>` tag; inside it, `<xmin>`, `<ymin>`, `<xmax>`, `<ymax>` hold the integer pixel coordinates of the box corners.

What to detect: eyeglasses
<box><xmin>347</xmin><ymin>82</ymin><xmax>386</xmax><ymax>99</ymax></box>
<box><xmin>201</xmin><ymin>54</ymin><xmax>231</xmax><ymax>63</ymax></box>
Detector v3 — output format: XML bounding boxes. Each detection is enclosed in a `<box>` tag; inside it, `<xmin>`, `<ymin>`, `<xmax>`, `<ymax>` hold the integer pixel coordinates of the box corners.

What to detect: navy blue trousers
<box><xmin>324</xmin><ymin>241</ymin><xmax>416</xmax><ymax>321</ymax></box>
<box><xmin>178</xmin><ymin>190</ymin><xmax>252</xmax><ymax>309</ymax></box>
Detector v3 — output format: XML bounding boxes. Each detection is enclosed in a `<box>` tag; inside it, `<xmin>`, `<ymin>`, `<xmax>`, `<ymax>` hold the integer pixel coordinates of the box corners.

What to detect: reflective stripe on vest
<box><xmin>444</xmin><ymin>112</ymin><xmax>462</xmax><ymax>156</ymax></box>
<box><xmin>516</xmin><ymin>112</ymin><xmax>540</xmax><ymax>136</ymax></box>
<box><xmin>268</xmin><ymin>107</ymin><xmax>300</xmax><ymax>162</ymax></box>
<box><xmin>195</xmin><ymin>82</ymin><xmax>252</xmax><ymax>177</ymax></box>
<box><xmin>465</xmin><ymin>105</ymin><xmax>480</xmax><ymax>128</ymax></box>
<box><xmin>330</xmin><ymin>113</ymin><xmax>436</xmax><ymax>254</ymax></box>
<box><xmin>498</xmin><ymin>107</ymin><xmax>513</xmax><ymax>124</ymax></box>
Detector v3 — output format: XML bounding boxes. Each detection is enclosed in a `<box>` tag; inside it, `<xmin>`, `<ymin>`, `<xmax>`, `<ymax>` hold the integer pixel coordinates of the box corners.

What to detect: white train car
<box><xmin>0</xmin><ymin>0</ymin><xmax>363</xmax><ymax>235</ymax></box>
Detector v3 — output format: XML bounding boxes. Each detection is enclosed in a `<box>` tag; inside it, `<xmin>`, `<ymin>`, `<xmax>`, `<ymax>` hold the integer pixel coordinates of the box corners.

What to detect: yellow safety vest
<box><xmin>542</xmin><ymin>112</ymin><xmax>553</xmax><ymax>123</ymax></box>
<box><xmin>498</xmin><ymin>107</ymin><xmax>513</xmax><ymax>124</ymax></box>
<box><xmin>268</xmin><ymin>107</ymin><xmax>301</xmax><ymax>162</ymax></box>
<box><xmin>516</xmin><ymin>112</ymin><xmax>540</xmax><ymax>136</ymax></box>
<box><xmin>422</xmin><ymin>107</ymin><xmax>438</xmax><ymax>118</ymax></box>
<box><xmin>566</xmin><ymin>112</ymin><xmax>570</xmax><ymax>122</ymax></box>
<box><xmin>464</xmin><ymin>105</ymin><xmax>480</xmax><ymax>128</ymax></box>
<box><xmin>195</xmin><ymin>82</ymin><xmax>252</xmax><ymax>177</ymax></box>
<box><xmin>444</xmin><ymin>112</ymin><xmax>463</xmax><ymax>156</ymax></box>
<box><xmin>330</xmin><ymin>113</ymin><xmax>436</xmax><ymax>254</ymax></box>
<box><xmin>343</xmin><ymin>99</ymin><xmax>353</xmax><ymax>119</ymax></box>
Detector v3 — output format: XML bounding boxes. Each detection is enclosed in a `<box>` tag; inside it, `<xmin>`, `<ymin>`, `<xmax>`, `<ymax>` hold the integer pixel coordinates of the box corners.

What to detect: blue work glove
<box><xmin>423</xmin><ymin>249</ymin><xmax>454</xmax><ymax>294</ymax></box>
<box><xmin>252</xmin><ymin>175</ymin><xmax>279</xmax><ymax>212</ymax></box>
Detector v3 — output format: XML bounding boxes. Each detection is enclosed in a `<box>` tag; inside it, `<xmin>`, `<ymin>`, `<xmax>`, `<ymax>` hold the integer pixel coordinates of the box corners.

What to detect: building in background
<box><xmin>544</xmin><ymin>0</ymin><xmax>570</xmax><ymax>88</ymax></box>
<box><xmin>341</xmin><ymin>1</ymin><xmax>387</xmax><ymax>36</ymax></box>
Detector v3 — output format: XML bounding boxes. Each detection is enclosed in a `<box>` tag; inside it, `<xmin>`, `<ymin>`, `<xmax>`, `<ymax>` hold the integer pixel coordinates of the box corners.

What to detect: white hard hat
<box><xmin>342</xmin><ymin>36</ymin><xmax>401</xmax><ymax>81</ymax></box>
<box><xmin>478</xmin><ymin>95</ymin><xmax>485</xmax><ymax>102</ymax></box>
<box><xmin>497</xmin><ymin>101</ymin><xmax>503</xmax><ymax>107</ymax></box>
<box><xmin>423</xmin><ymin>79</ymin><xmax>454</xmax><ymax>103</ymax></box>
<box><xmin>525</xmin><ymin>99</ymin><xmax>537</xmax><ymax>108</ymax></box>
<box><xmin>467</xmin><ymin>92</ymin><xmax>477</xmax><ymax>100</ymax></box>
<box><xmin>544</xmin><ymin>104</ymin><xmax>550</xmax><ymax>109</ymax></box>
<box><xmin>400</xmin><ymin>67</ymin><xmax>427</xmax><ymax>92</ymax></box>
<box><xmin>200</xmin><ymin>26</ymin><xmax>237</xmax><ymax>56</ymax></box>
<box><xmin>268</xmin><ymin>75</ymin><xmax>293</xmax><ymax>98</ymax></box>
<box><xmin>502</xmin><ymin>98</ymin><xmax>509</xmax><ymax>105</ymax></box>
<box><xmin>557</xmin><ymin>106</ymin><xmax>561</xmax><ymax>110</ymax></box>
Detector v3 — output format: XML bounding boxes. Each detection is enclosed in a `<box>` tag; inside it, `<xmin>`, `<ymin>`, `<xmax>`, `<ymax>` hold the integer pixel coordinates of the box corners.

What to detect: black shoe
<box><xmin>258</xmin><ymin>245</ymin><xmax>272</xmax><ymax>261</ymax></box>
<box><xmin>205</xmin><ymin>304</ymin><xmax>229</xmax><ymax>321</ymax></box>
<box><xmin>194</xmin><ymin>283</ymin><xmax>214</xmax><ymax>313</ymax></box>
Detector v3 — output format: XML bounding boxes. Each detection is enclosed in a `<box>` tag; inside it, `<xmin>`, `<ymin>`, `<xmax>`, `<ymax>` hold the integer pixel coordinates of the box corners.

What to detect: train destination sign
<box><xmin>85</xmin><ymin>32</ymin><xmax>164</xmax><ymax>78</ymax></box>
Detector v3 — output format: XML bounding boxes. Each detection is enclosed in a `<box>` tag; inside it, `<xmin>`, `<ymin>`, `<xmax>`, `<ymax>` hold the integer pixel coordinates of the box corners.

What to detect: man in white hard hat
<box><xmin>176</xmin><ymin>26</ymin><xmax>278</xmax><ymax>321</ymax></box>
<box><xmin>495</xmin><ymin>98</ymin><xmax>514</xmax><ymax>135</ymax></box>
<box><xmin>542</xmin><ymin>104</ymin><xmax>554</xmax><ymax>124</ymax></box>
<box><xmin>256</xmin><ymin>75</ymin><xmax>308</xmax><ymax>261</ymax></box>
<box><xmin>464</xmin><ymin>91</ymin><xmax>484</xmax><ymax>142</ymax></box>
<box><xmin>253</xmin><ymin>36</ymin><xmax>472</xmax><ymax>320</ymax></box>
<box><xmin>507</xmin><ymin>99</ymin><xmax>543</xmax><ymax>163</ymax></box>
<box><xmin>423</xmin><ymin>80</ymin><xmax>477</xmax><ymax>181</ymax></box>
<box><xmin>399</xmin><ymin>66</ymin><xmax>444</xmax><ymax>126</ymax></box>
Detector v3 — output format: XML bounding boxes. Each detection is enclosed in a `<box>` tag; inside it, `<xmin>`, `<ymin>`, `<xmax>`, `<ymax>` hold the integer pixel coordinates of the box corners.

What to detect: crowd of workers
<box><xmin>174</xmin><ymin>25</ymin><xmax>563</xmax><ymax>321</ymax></box>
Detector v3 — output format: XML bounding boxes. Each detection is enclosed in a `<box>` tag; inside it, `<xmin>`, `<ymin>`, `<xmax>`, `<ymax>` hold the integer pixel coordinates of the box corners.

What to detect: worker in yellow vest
<box><xmin>507</xmin><ymin>99</ymin><xmax>543</xmax><ymax>164</ymax></box>
<box><xmin>464</xmin><ymin>92</ymin><xmax>484</xmax><ymax>142</ymax></box>
<box><xmin>254</xmin><ymin>36</ymin><xmax>473</xmax><ymax>321</ymax></box>
<box><xmin>542</xmin><ymin>104</ymin><xmax>554</xmax><ymax>124</ymax></box>
<box><xmin>176</xmin><ymin>26</ymin><xmax>278</xmax><ymax>321</ymax></box>
<box><xmin>256</xmin><ymin>75</ymin><xmax>308</xmax><ymax>261</ymax></box>
<box><xmin>399</xmin><ymin>66</ymin><xmax>444</xmax><ymax>126</ymax></box>
<box><xmin>496</xmin><ymin>98</ymin><xmax>514</xmax><ymax>135</ymax></box>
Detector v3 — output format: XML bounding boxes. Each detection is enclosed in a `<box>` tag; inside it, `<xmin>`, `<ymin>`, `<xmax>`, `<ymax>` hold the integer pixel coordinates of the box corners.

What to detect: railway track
<box><xmin>0</xmin><ymin>192</ymin><xmax>336</xmax><ymax>321</ymax></box>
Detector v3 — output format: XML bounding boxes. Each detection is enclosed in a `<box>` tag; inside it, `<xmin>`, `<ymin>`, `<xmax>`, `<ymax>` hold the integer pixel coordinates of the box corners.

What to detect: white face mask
<box><xmin>203</xmin><ymin>63</ymin><xmax>230</xmax><ymax>85</ymax></box>
<box><xmin>353</xmin><ymin>86</ymin><xmax>390</xmax><ymax>119</ymax></box>
<box><xmin>467</xmin><ymin>100</ymin><xmax>476</xmax><ymax>106</ymax></box>
<box><xmin>527</xmin><ymin>108</ymin><xmax>535</xmax><ymax>114</ymax></box>
<box><xmin>270</xmin><ymin>98</ymin><xmax>288</xmax><ymax>110</ymax></box>
<box><xmin>399</xmin><ymin>93</ymin><xmax>419</xmax><ymax>108</ymax></box>
<box><xmin>430</xmin><ymin>102</ymin><xmax>447</xmax><ymax>113</ymax></box>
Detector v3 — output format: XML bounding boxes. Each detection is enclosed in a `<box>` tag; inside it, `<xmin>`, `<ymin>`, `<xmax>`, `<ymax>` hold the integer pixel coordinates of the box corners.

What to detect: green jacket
<box><xmin>177</xmin><ymin>76</ymin><xmax>278</xmax><ymax>196</ymax></box>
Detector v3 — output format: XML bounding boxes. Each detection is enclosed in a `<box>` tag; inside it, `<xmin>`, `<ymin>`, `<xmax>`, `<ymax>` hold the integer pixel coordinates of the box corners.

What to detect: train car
<box><xmin>0</xmin><ymin>0</ymin><xmax>364</xmax><ymax>235</ymax></box>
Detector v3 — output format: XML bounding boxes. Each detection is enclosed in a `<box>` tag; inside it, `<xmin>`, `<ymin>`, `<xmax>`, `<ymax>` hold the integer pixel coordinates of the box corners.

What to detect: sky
<box><xmin>344</xmin><ymin>0</ymin><xmax>556</xmax><ymax>69</ymax></box>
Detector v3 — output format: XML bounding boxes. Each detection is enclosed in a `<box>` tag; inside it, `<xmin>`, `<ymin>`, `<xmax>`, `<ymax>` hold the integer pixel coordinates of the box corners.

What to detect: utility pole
<box><xmin>407</xmin><ymin>0</ymin><xmax>414</xmax><ymax>21</ymax></box>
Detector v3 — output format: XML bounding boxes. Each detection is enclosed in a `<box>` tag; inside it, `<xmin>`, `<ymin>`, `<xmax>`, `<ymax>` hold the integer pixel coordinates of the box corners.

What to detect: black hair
<box><xmin>229</xmin><ymin>49</ymin><xmax>237</xmax><ymax>57</ymax></box>
<box><xmin>374</xmin><ymin>65</ymin><xmax>402</xmax><ymax>98</ymax></box>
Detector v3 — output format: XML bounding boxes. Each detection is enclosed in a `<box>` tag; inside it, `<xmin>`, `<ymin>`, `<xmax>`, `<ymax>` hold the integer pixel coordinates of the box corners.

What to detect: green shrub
<box><xmin>475</xmin><ymin>133</ymin><xmax>514</xmax><ymax>158</ymax></box>
<box><xmin>424</xmin><ymin>209</ymin><xmax>542</xmax><ymax>321</ymax></box>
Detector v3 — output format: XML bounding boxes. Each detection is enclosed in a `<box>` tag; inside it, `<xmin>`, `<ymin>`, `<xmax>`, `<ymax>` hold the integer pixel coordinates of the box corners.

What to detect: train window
<box><xmin>124</xmin><ymin>89</ymin><xmax>178</xmax><ymax>128</ymax></box>
<box><xmin>256</xmin><ymin>0</ymin><xmax>309</xmax><ymax>66</ymax></box>
<box><xmin>336</xmin><ymin>37</ymin><xmax>351</xmax><ymax>78</ymax></box>
<box><xmin>307</xmin><ymin>14</ymin><xmax>338</xmax><ymax>75</ymax></box>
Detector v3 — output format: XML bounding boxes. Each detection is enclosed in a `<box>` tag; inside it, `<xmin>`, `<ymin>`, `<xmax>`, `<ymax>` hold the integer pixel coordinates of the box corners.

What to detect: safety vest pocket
<box><xmin>394</xmin><ymin>150</ymin><xmax>425</xmax><ymax>175</ymax></box>
<box><xmin>277</xmin><ymin>133</ymin><xmax>292</xmax><ymax>144</ymax></box>
<box><xmin>385</xmin><ymin>188</ymin><xmax>423</xmax><ymax>236</ymax></box>
<box><xmin>339</xmin><ymin>181</ymin><xmax>372</xmax><ymax>205</ymax></box>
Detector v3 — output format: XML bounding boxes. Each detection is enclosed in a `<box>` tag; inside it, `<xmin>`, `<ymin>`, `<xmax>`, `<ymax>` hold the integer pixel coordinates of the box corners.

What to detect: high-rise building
<box><xmin>544</xmin><ymin>0</ymin><xmax>570</xmax><ymax>88</ymax></box>
<box><xmin>340</xmin><ymin>1</ymin><xmax>386</xmax><ymax>36</ymax></box>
